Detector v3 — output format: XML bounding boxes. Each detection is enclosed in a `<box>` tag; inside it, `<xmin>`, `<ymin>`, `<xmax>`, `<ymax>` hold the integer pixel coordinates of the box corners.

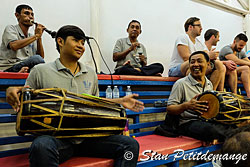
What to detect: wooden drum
<box><xmin>197</xmin><ymin>91</ymin><xmax>250</xmax><ymax>124</ymax></box>
<box><xmin>17</xmin><ymin>88</ymin><xmax>127</xmax><ymax>138</ymax></box>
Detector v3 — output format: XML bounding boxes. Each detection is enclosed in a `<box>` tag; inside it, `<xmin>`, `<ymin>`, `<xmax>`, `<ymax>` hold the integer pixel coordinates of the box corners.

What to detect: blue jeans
<box><xmin>4</xmin><ymin>55</ymin><xmax>44</xmax><ymax>72</ymax></box>
<box><xmin>168</xmin><ymin>64</ymin><xmax>184</xmax><ymax>77</ymax></box>
<box><xmin>29</xmin><ymin>135</ymin><xmax>139</xmax><ymax>167</ymax></box>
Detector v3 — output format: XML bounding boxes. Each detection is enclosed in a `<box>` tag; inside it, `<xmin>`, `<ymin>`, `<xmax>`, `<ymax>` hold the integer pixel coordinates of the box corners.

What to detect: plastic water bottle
<box><xmin>113</xmin><ymin>86</ymin><xmax>120</xmax><ymax>99</ymax></box>
<box><xmin>125</xmin><ymin>86</ymin><xmax>132</xmax><ymax>96</ymax></box>
<box><xmin>105</xmin><ymin>86</ymin><xmax>112</xmax><ymax>99</ymax></box>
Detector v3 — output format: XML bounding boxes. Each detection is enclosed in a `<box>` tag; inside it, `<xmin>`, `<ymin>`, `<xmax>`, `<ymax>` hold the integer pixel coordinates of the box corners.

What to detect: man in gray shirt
<box><xmin>163</xmin><ymin>51</ymin><xmax>236</xmax><ymax>142</ymax></box>
<box><xmin>113</xmin><ymin>20</ymin><xmax>164</xmax><ymax>76</ymax></box>
<box><xmin>0</xmin><ymin>4</ymin><xmax>45</xmax><ymax>72</ymax></box>
<box><xmin>219</xmin><ymin>33</ymin><xmax>250</xmax><ymax>98</ymax></box>
<box><xmin>6</xmin><ymin>25</ymin><xmax>144</xmax><ymax>167</ymax></box>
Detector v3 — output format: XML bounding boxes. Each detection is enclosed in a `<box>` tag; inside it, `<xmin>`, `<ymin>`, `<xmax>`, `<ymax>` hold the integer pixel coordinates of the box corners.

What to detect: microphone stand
<box><xmin>86</xmin><ymin>38</ymin><xmax>98</xmax><ymax>74</ymax></box>
<box><xmin>86</xmin><ymin>37</ymin><xmax>114</xmax><ymax>87</ymax></box>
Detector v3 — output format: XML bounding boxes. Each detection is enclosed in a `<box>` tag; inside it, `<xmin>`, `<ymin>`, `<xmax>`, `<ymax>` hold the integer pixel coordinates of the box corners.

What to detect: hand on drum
<box><xmin>185</xmin><ymin>95</ymin><xmax>208</xmax><ymax>114</ymax></box>
<box><xmin>121</xmin><ymin>94</ymin><xmax>144</xmax><ymax>112</ymax></box>
<box><xmin>6</xmin><ymin>86</ymin><xmax>29</xmax><ymax>112</ymax></box>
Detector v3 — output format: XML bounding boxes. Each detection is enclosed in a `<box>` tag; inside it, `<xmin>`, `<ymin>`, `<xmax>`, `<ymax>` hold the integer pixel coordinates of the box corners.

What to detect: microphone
<box><xmin>85</xmin><ymin>36</ymin><xmax>94</xmax><ymax>40</ymax></box>
<box><xmin>30</xmin><ymin>21</ymin><xmax>57</xmax><ymax>38</ymax></box>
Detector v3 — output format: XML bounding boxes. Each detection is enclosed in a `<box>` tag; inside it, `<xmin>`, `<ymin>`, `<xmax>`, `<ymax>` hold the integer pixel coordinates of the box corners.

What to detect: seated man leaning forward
<box><xmin>168</xmin><ymin>17</ymin><xmax>225</xmax><ymax>91</ymax></box>
<box><xmin>0</xmin><ymin>4</ymin><xmax>45</xmax><ymax>73</ymax></box>
<box><xmin>113</xmin><ymin>20</ymin><xmax>164</xmax><ymax>76</ymax></box>
<box><xmin>6</xmin><ymin>25</ymin><xmax>144</xmax><ymax>167</ymax></box>
<box><xmin>166</xmin><ymin>51</ymin><xmax>237</xmax><ymax>142</ymax></box>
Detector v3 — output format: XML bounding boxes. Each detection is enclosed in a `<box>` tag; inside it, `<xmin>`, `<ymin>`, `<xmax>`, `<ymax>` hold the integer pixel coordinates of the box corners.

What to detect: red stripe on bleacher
<box><xmin>0</xmin><ymin>154</ymin><xmax>29</xmax><ymax>167</ymax></box>
<box><xmin>0</xmin><ymin>72</ymin><xmax>29</xmax><ymax>79</ymax></box>
<box><xmin>136</xmin><ymin>135</ymin><xmax>202</xmax><ymax>160</ymax></box>
<box><xmin>119</xmin><ymin>75</ymin><xmax>180</xmax><ymax>81</ymax></box>
<box><xmin>0</xmin><ymin>72</ymin><xmax>181</xmax><ymax>82</ymax></box>
<box><xmin>0</xmin><ymin>153</ymin><xmax>114</xmax><ymax>167</ymax></box>
<box><xmin>60</xmin><ymin>157</ymin><xmax>114</xmax><ymax>167</ymax></box>
<box><xmin>97</xmin><ymin>74</ymin><xmax>120</xmax><ymax>80</ymax></box>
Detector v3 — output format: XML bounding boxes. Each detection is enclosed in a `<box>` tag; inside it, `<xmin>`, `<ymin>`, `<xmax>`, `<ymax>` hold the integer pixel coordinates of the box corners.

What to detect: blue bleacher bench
<box><xmin>0</xmin><ymin>72</ymin><xmax>223</xmax><ymax>167</ymax></box>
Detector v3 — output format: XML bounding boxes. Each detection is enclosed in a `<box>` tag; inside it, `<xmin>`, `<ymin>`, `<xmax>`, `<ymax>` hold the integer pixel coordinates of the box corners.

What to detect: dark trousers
<box><xmin>4</xmin><ymin>55</ymin><xmax>44</xmax><ymax>72</ymax></box>
<box><xmin>177</xmin><ymin>120</ymin><xmax>237</xmax><ymax>142</ymax></box>
<box><xmin>29</xmin><ymin>135</ymin><xmax>139</xmax><ymax>167</ymax></box>
<box><xmin>114</xmin><ymin>63</ymin><xmax>164</xmax><ymax>76</ymax></box>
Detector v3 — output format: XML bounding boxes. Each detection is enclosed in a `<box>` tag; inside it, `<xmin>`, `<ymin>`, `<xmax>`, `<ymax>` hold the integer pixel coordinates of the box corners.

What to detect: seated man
<box><xmin>165</xmin><ymin>51</ymin><xmax>236</xmax><ymax>142</ymax></box>
<box><xmin>219</xmin><ymin>33</ymin><xmax>250</xmax><ymax>98</ymax></box>
<box><xmin>6</xmin><ymin>25</ymin><xmax>144</xmax><ymax>167</ymax></box>
<box><xmin>113</xmin><ymin>20</ymin><xmax>164</xmax><ymax>76</ymax></box>
<box><xmin>204</xmin><ymin>29</ymin><xmax>237</xmax><ymax>93</ymax></box>
<box><xmin>0</xmin><ymin>4</ymin><xmax>45</xmax><ymax>73</ymax></box>
<box><xmin>168</xmin><ymin>17</ymin><xmax>225</xmax><ymax>91</ymax></box>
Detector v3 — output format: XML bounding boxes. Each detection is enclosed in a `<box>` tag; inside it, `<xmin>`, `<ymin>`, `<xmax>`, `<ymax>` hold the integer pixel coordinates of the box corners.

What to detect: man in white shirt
<box><xmin>204</xmin><ymin>29</ymin><xmax>237</xmax><ymax>94</ymax></box>
<box><xmin>168</xmin><ymin>17</ymin><xmax>225</xmax><ymax>91</ymax></box>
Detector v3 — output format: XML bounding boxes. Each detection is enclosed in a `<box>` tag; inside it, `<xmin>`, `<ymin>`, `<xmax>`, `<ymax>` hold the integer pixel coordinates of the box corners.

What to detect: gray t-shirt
<box><xmin>0</xmin><ymin>24</ymin><xmax>37</xmax><ymax>70</ymax></box>
<box><xmin>219</xmin><ymin>44</ymin><xmax>246</xmax><ymax>61</ymax></box>
<box><xmin>167</xmin><ymin>74</ymin><xmax>213</xmax><ymax>125</ymax></box>
<box><xmin>26</xmin><ymin>58</ymin><xmax>99</xmax><ymax>96</ymax></box>
<box><xmin>113</xmin><ymin>37</ymin><xmax>147</xmax><ymax>70</ymax></box>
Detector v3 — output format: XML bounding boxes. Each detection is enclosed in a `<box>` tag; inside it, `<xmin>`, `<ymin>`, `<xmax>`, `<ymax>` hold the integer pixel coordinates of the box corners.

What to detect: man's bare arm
<box><xmin>167</xmin><ymin>96</ymin><xmax>208</xmax><ymax>115</ymax></box>
<box><xmin>9</xmin><ymin>35</ymin><xmax>39</xmax><ymax>51</ymax></box>
<box><xmin>177</xmin><ymin>44</ymin><xmax>190</xmax><ymax>61</ymax></box>
<box><xmin>225</xmin><ymin>54</ymin><xmax>250</xmax><ymax>66</ymax></box>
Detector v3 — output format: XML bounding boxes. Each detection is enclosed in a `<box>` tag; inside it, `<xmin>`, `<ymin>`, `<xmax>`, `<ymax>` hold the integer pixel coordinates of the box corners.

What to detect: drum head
<box><xmin>198</xmin><ymin>92</ymin><xmax>219</xmax><ymax>119</ymax></box>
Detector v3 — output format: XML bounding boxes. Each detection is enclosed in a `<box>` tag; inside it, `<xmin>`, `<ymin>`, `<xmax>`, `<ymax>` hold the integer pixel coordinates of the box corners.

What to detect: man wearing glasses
<box><xmin>168</xmin><ymin>17</ymin><xmax>225</xmax><ymax>91</ymax></box>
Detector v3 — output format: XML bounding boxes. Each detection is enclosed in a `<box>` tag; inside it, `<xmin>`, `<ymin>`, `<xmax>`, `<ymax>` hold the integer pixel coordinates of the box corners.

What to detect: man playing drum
<box><xmin>163</xmin><ymin>51</ymin><xmax>238</xmax><ymax>142</ymax></box>
<box><xmin>6</xmin><ymin>25</ymin><xmax>144</xmax><ymax>167</ymax></box>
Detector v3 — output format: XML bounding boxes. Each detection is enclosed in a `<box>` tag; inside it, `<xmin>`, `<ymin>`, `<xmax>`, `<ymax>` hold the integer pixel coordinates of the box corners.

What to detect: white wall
<box><xmin>98</xmin><ymin>0</ymin><xmax>244</xmax><ymax>76</ymax></box>
<box><xmin>0</xmin><ymin>0</ymin><xmax>244</xmax><ymax>76</ymax></box>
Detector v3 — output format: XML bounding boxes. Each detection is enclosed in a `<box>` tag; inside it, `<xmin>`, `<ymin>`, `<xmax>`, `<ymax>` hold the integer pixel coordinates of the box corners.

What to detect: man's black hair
<box><xmin>127</xmin><ymin>20</ymin><xmax>141</xmax><ymax>29</ymax></box>
<box><xmin>184</xmin><ymin>17</ymin><xmax>200</xmax><ymax>32</ymax></box>
<box><xmin>234</xmin><ymin>33</ymin><xmax>248</xmax><ymax>42</ymax></box>
<box><xmin>189</xmin><ymin>51</ymin><xmax>209</xmax><ymax>62</ymax></box>
<box><xmin>221</xmin><ymin>131</ymin><xmax>250</xmax><ymax>167</ymax></box>
<box><xmin>204</xmin><ymin>29</ymin><xmax>219</xmax><ymax>41</ymax></box>
<box><xmin>16</xmin><ymin>4</ymin><xmax>33</xmax><ymax>14</ymax></box>
<box><xmin>55</xmin><ymin>25</ymin><xmax>86</xmax><ymax>53</ymax></box>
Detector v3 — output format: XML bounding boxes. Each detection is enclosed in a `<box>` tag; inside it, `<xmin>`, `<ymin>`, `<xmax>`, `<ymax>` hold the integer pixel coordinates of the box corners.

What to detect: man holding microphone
<box><xmin>0</xmin><ymin>4</ymin><xmax>45</xmax><ymax>73</ymax></box>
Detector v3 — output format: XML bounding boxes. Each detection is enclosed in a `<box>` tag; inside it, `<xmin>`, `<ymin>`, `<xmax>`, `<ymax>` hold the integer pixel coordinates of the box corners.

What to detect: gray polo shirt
<box><xmin>26</xmin><ymin>58</ymin><xmax>98</xmax><ymax>144</ymax></box>
<box><xmin>0</xmin><ymin>24</ymin><xmax>37</xmax><ymax>70</ymax></box>
<box><xmin>113</xmin><ymin>37</ymin><xmax>147</xmax><ymax>70</ymax></box>
<box><xmin>25</xmin><ymin>58</ymin><xmax>99</xmax><ymax>96</ymax></box>
<box><xmin>167</xmin><ymin>74</ymin><xmax>213</xmax><ymax>125</ymax></box>
<box><xmin>219</xmin><ymin>44</ymin><xmax>246</xmax><ymax>61</ymax></box>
